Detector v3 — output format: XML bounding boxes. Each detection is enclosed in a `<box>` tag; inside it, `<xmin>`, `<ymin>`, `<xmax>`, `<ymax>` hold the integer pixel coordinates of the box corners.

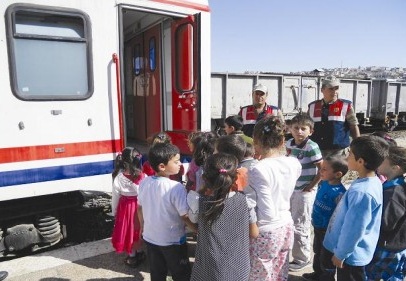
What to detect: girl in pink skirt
<box><xmin>111</xmin><ymin>147</ymin><xmax>146</xmax><ymax>267</ymax></box>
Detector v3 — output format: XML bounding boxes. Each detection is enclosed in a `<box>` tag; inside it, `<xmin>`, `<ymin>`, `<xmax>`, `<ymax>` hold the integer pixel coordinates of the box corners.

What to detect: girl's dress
<box><xmin>111</xmin><ymin>172</ymin><xmax>145</xmax><ymax>253</ymax></box>
<box><xmin>191</xmin><ymin>192</ymin><xmax>250</xmax><ymax>281</ymax></box>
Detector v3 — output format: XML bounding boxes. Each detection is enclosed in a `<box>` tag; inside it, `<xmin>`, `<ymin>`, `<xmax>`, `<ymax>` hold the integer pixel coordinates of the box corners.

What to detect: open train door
<box><xmin>171</xmin><ymin>14</ymin><xmax>201</xmax><ymax>133</ymax></box>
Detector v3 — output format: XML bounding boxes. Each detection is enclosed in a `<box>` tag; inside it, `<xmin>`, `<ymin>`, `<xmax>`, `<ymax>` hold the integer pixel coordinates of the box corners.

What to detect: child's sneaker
<box><xmin>289</xmin><ymin>260</ymin><xmax>312</xmax><ymax>272</ymax></box>
<box><xmin>302</xmin><ymin>272</ymin><xmax>319</xmax><ymax>280</ymax></box>
<box><xmin>124</xmin><ymin>251</ymin><xmax>146</xmax><ymax>267</ymax></box>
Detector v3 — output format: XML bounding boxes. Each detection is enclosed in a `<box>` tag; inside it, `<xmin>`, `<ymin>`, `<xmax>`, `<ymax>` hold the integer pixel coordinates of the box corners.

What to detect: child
<box><xmin>215</xmin><ymin>134</ymin><xmax>248</xmax><ymax>191</ymax></box>
<box><xmin>323</xmin><ymin>135</ymin><xmax>389</xmax><ymax>281</ymax></box>
<box><xmin>191</xmin><ymin>131</ymin><xmax>217</xmax><ymax>192</ymax></box>
<box><xmin>366</xmin><ymin>146</ymin><xmax>406</xmax><ymax>281</ymax></box>
<box><xmin>245</xmin><ymin>116</ymin><xmax>302</xmax><ymax>280</ymax></box>
<box><xmin>224</xmin><ymin>115</ymin><xmax>253</xmax><ymax>144</ymax></box>
<box><xmin>286</xmin><ymin>113</ymin><xmax>323</xmax><ymax>271</ymax></box>
<box><xmin>185</xmin><ymin>131</ymin><xmax>204</xmax><ymax>192</ymax></box>
<box><xmin>111</xmin><ymin>147</ymin><xmax>146</xmax><ymax>267</ymax></box>
<box><xmin>190</xmin><ymin>153</ymin><xmax>258</xmax><ymax>281</ymax></box>
<box><xmin>302</xmin><ymin>155</ymin><xmax>348</xmax><ymax>281</ymax></box>
<box><xmin>142</xmin><ymin>132</ymin><xmax>184</xmax><ymax>182</ymax></box>
<box><xmin>137</xmin><ymin>143</ymin><xmax>196</xmax><ymax>281</ymax></box>
<box><xmin>371</xmin><ymin>131</ymin><xmax>398</xmax><ymax>183</ymax></box>
<box><xmin>240</xmin><ymin>142</ymin><xmax>258</xmax><ymax>170</ymax></box>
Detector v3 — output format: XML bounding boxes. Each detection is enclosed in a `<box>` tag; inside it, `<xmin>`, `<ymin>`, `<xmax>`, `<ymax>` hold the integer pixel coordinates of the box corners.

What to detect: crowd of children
<box><xmin>110</xmin><ymin>111</ymin><xmax>406</xmax><ymax>281</ymax></box>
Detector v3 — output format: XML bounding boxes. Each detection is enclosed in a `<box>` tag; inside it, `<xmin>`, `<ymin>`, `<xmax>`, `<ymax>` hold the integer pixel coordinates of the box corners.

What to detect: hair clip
<box><xmin>219</xmin><ymin>169</ymin><xmax>227</xmax><ymax>174</ymax></box>
<box><xmin>157</xmin><ymin>133</ymin><xmax>166</xmax><ymax>140</ymax></box>
<box><xmin>262</xmin><ymin>125</ymin><xmax>271</xmax><ymax>134</ymax></box>
<box><xmin>384</xmin><ymin>135</ymin><xmax>393</xmax><ymax>141</ymax></box>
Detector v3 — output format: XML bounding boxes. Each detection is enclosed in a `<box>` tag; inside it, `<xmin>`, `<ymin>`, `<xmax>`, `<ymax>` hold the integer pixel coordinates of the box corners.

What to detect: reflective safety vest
<box><xmin>308</xmin><ymin>99</ymin><xmax>352</xmax><ymax>150</ymax></box>
<box><xmin>238</xmin><ymin>104</ymin><xmax>279</xmax><ymax>137</ymax></box>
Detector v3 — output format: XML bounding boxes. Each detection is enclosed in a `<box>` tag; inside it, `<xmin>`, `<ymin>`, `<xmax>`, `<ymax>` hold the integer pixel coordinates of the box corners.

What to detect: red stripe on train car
<box><xmin>152</xmin><ymin>0</ymin><xmax>210</xmax><ymax>12</ymax></box>
<box><xmin>0</xmin><ymin>139</ymin><xmax>122</xmax><ymax>164</ymax></box>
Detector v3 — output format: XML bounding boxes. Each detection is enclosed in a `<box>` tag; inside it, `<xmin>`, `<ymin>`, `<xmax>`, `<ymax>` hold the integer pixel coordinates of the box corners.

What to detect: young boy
<box><xmin>224</xmin><ymin>115</ymin><xmax>253</xmax><ymax>144</ymax></box>
<box><xmin>302</xmin><ymin>155</ymin><xmax>348</xmax><ymax>281</ymax></box>
<box><xmin>366</xmin><ymin>146</ymin><xmax>406</xmax><ymax>281</ymax></box>
<box><xmin>323</xmin><ymin>135</ymin><xmax>389</xmax><ymax>281</ymax></box>
<box><xmin>137</xmin><ymin>143</ymin><xmax>196</xmax><ymax>281</ymax></box>
<box><xmin>240</xmin><ymin>142</ymin><xmax>258</xmax><ymax>169</ymax></box>
<box><xmin>286</xmin><ymin>113</ymin><xmax>323</xmax><ymax>271</ymax></box>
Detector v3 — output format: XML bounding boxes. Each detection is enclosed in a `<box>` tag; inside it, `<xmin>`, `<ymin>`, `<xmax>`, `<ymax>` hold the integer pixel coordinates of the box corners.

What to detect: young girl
<box><xmin>191</xmin><ymin>131</ymin><xmax>217</xmax><ymax>192</ymax></box>
<box><xmin>111</xmin><ymin>147</ymin><xmax>146</xmax><ymax>267</ymax></box>
<box><xmin>366</xmin><ymin>146</ymin><xmax>406</xmax><ymax>281</ymax></box>
<box><xmin>190</xmin><ymin>153</ymin><xmax>258</xmax><ymax>281</ymax></box>
<box><xmin>245</xmin><ymin>116</ymin><xmax>302</xmax><ymax>281</ymax></box>
<box><xmin>185</xmin><ymin>131</ymin><xmax>204</xmax><ymax>192</ymax></box>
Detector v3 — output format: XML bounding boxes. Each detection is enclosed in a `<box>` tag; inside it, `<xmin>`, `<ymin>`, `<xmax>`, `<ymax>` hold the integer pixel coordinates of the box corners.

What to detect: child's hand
<box><xmin>331</xmin><ymin>255</ymin><xmax>344</xmax><ymax>268</ymax></box>
<box><xmin>302</xmin><ymin>185</ymin><xmax>314</xmax><ymax>192</ymax></box>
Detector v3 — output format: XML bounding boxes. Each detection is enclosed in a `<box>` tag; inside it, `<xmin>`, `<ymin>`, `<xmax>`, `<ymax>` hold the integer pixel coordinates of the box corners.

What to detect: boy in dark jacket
<box><xmin>366</xmin><ymin>146</ymin><xmax>406</xmax><ymax>281</ymax></box>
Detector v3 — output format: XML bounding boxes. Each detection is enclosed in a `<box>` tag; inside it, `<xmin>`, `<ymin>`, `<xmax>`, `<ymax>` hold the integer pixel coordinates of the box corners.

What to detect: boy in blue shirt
<box><xmin>323</xmin><ymin>136</ymin><xmax>389</xmax><ymax>281</ymax></box>
<box><xmin>302</xmin><ymin>155</ymin><xmax>348</xmax><ymax>281</ymax></box>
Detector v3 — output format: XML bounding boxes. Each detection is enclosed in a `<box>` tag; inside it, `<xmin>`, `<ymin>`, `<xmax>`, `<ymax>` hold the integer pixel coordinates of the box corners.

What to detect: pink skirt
<box><xmin>111</xmin><ymin>196</ymin><xmax>141</xmax><ymax>254</ymax></box>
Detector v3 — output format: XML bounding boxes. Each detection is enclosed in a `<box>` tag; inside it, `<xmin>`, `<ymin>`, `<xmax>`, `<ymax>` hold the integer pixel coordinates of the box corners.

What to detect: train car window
<box><xmin>149</xmin><ymin>37</ymin><xmax>156</xmax><ymax>72</ymax></box>
<box><xmin>175</xmin><ymin>23</ymin><xmax>194</xmax><ymax>92</ymax></box>
<box><xmin>133</xmin><ymin>44</ymin><xmax>142</xmax><ymax>76</ymax></box>
<box><xmin>5</xmin><ymin>4</ymin><xmax>93</xmax><ymax>100</ymax></box>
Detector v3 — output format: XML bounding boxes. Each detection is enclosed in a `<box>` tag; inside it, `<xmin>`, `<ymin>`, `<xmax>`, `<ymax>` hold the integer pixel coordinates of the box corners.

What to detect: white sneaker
<box><xmin>289</xmin><ymin>260</ymin><xmax>312</xmax><ymax>272</ymax></box>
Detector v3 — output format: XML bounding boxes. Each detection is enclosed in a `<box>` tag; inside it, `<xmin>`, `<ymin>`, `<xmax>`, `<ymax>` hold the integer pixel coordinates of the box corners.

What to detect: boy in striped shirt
<box><xmin>286</xmin><ymin>113</ymin><xmax>323</xmax><ymax>271</ymax></box>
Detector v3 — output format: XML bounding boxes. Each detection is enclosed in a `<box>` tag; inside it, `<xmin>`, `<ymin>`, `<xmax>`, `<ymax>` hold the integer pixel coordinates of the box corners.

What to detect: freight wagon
<box><xmin>210</xmin><ymin>72</ymin><xmax>406</xmax><ymax>131</ymax></box>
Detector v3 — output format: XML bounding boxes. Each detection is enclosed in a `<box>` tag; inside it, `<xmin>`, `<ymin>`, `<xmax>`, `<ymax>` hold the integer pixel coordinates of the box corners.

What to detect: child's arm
<box><xmin>303</xmin><ymin>160</ymin><xmax>323</xmax><ymax>192</ymax></box>
<box><xmin>332</xmin><ymin>255</ymin><xmax>344</xmax><ymax>268</ymax></box>
<box><xmin>187</xmin><ymin>190</ymin><xmax>199</xmax><ymax>223</ymax></box>
<box><xmin>111</xmin><ymin>180</ymin><xmax>120</xmax><ymax>216</ymax></box>
<box><xmin>137</xmin><ymin>206</ymin><xmax>144</xmax><ymax>241</ymax></box>
<box><xmin>249</xmin><ymin>222</ymin><xmax>259</xmax><ymax>238</ymax></box>
<box><xmin>181</xmin><ymin>214</ymin><xmax>197</xmax><ymax>233</ymax></box>
<box><xmin>245</xmin><ymin>186</ymin><xmax>259</xmax><ymax>238</ymax></box>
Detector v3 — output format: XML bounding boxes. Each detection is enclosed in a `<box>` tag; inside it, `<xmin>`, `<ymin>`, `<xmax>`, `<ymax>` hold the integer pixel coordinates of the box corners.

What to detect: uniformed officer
<box><xmin>308</xmin><ymin>76</ymin><xmax>360</xmax><ymax>157</ymax></box>
<box><xmin>238</xmin><ymin>84</ymin><xmax>284</xmax><ymax>138</ymax></box>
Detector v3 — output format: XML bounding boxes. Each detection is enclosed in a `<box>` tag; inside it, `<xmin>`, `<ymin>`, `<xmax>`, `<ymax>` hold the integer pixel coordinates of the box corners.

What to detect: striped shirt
<box><xmin>286</xmin><ymin>138</ymin><xmax>322</xmax><ymax>190</ymax></box>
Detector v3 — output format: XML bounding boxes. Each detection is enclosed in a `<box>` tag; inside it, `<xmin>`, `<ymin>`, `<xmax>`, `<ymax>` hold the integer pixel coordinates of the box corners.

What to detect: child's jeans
<box><xmin>290</xmin><ymin>189</ymin><xmax>316</xmax><ymax>264</ymax></box>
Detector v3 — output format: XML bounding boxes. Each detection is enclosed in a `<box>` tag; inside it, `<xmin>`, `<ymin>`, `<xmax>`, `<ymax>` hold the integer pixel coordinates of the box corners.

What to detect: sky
<box><xmin>209</xmin><ymin>0</ymin><xmax>406</xmax><ymax>73</ymax></box>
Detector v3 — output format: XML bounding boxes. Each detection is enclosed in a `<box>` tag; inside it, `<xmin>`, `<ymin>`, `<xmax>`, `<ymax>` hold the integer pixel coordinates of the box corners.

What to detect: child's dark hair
<box><xmin>148</xmin><ymin>143</ymin><xmax>180</xmax><ymax>172</ymax></box>
<box><xmin>201</xmin><ymin>153</ymin><xmax>238</xmax><ymax>226</ymax></box>
<box><xmin>147</xmin><ymin>132</ymin><xmax>171</xmax><ymax>147</ymax></box>
<box><xmin>387</xmin><ymin>146</ymin><xmax>406</xmax><ymax>172</ymax></box>
<box><xmin>253</xmin><ymin>116</ymin><xmax>285</xmax><ymax>151</ymax></box>
<box><xmin>216</xmin><ymin>134</ymin><xmax>247</xmax><ymax>162</ymax></box>
<box><xmin>112</xmin><ymin>147</ymin><xmax>142</xmax><ymax>179</ymax></box>
<box><xmin>350</xmin><ymin>135</ymin><xmax>390</xmax><ymax>171</ymax></box>
<box><xmin>224</xmin><ymin>115</ymin><xmax>243</xmax><ymax>131</ymax></box>
<box><xmin>244</xmin><ymin>142</ymin><xmax>255</xmax><ymax>158</ymax></box>
<box><xmin>371</xmin><ymin>131</ymin><xmax>397</xmax><ymax>147</ymax></box>
<box><xmin>290</xmin><ymin>112</ymin><xmax>314</xmax><ymax>130</ymax></box>
<box><xmin>188</xmin><ymin>131</ymin><xmax>204</xmax><ymax>152</ymax></box>
<box><xmin>324</xmin><ymin>155</ymin><xmax>348</xmax><ymax>176</ymax></box>
<box><xmin>193</xmin><ymin>131</ymin><xmax>217</xmax><ymax>166</ymax></box>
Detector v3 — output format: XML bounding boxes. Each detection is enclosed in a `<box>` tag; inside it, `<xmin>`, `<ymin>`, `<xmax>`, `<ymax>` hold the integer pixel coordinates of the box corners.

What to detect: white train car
<box><xmin>0</xmin><ymin>0</ymin><xmax>211</xmax><ymax>254</ymax></box>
